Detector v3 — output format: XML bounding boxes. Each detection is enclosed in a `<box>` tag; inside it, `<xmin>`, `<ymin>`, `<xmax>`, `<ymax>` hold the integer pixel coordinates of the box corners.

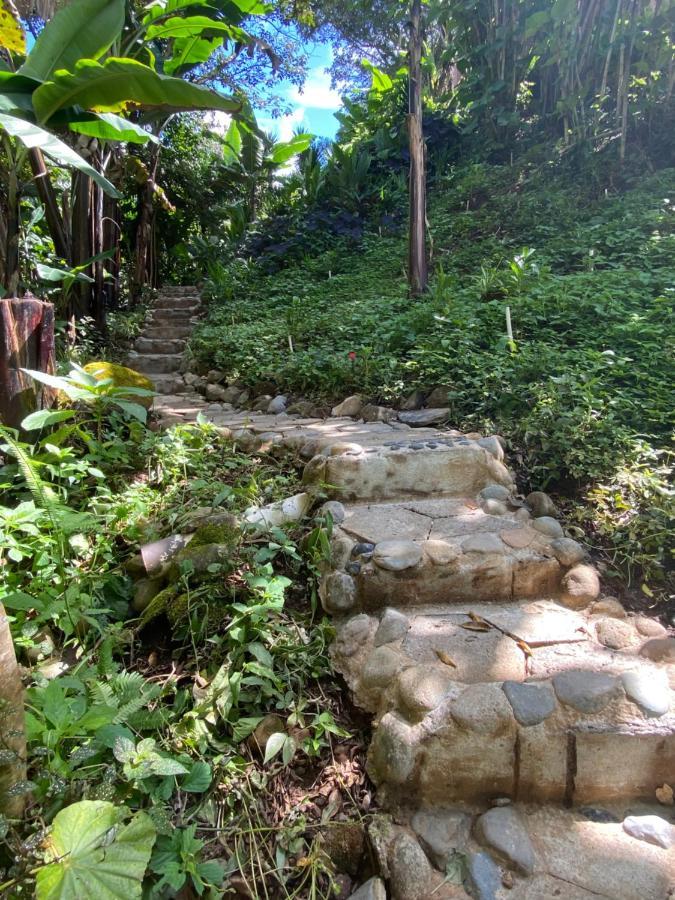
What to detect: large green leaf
<box><xmin>67</xmin><ymin>112</ymin><xmax>158</xmax><ymax>144</ymax></box>
<box><xmin>0</xmin><ymin>112</ymin><xmax>120</xmax><ymax>198</ymax></box>
<box><xmin>222</xmin><ymin>118</ymin><xmax>242</xmax><ymax>164</ymax></box>
<box><xmin>143</xmin><ymin>0</ymin><xmax>268</xmax><ymax>24</ymax></box>
<box><xmin>18</xmin><ymin>0</ymin><xmax>125</xmax><ymax>83</ymax></box>
<box><xmin>35</xmin><ymin>801</ymin><xmax>156</xmax><ymax>900</ymax></box>
<box><xmin>266</xmin><ymin>133</ymin><xmax>312</xmax><ymax>166</ymax></box>
<box><xmin>0</xmin><ymin>72</ymin><xmax>39</xmax><ymax>113</ymax></box>
<box><xmin>145</xmin><ymin>15</ymin><xmax>244</xmax><ymax>42</ymax></box>
<box><xmin>33</xmin><ymin>57</ymin><xmax>241</xmax><ymax>125</ymax></box>
<box><xmin>164</xmin><ymin>35</ymin><xmax>223</xmax><ymax>76</ymax></box>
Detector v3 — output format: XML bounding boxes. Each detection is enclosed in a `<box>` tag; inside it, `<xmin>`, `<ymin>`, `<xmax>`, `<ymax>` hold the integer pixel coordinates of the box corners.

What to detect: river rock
<box><xmin>561</xmin><ymin>564</ymin><xmax>600</xmax><ymax>608</ymax></box>
<box><xmin>373</xmin><ymin>540</ymin><xmax>422</xmax><ymax>571</ymax></box>
<box><xmin>532</xmin><ymin>516</ymin><xmax>564</xmax><ymax>538</ymax></box>
<box><xmin>621</xmin><ymin>669</ymin><xmax>671</xmax><ymax>717</ymax></box>
<box><xmin>550</xmin><ymin>537</ymin><xmax>586</xmax><ymax>566</ymax></box>
<box><xmin>639</xmin><ymin>637</ymin><xmax>675</xmax><ymax>663</ymax></box>
<box><xmin>474</xmin><ymin>807</ymin><xmax>535</xmax><ymax>875</ymax></box>
<box><xmin>410</xmin><ymin>809</ymin><xmax>471</xmax><ymax>869</ymax></box>
<box><xmin>397</xmin><ymin>665</ymin><xmax>454</xmax><ymax>721</ymax></box>
<box><xmin>321</xmin><ymin>500</ymin><xmax>346</xmax><ymax>524</ymax></box>
<box><xmin>348</xmin><ymin>877</ymin><xmax>386</xmax><ymax>900</ymax></box>
<box><xmin>362</xmin><ymin>404</ymin><xmax>396</xmax><ymax>423</ymax></box>
<box><xmin>478</xmin><ymin>436</ymin><xmax>504</xmax><ymax>461</ymax></box>
<box><xmin>267</xmin><ymin>394</ymin><xmax>287</xmax><ymax>414</ymax></box>
<box><xmin>400</xmin><ymin>390</ymin><xmax>426</xmax><ymax>411</ymax></box>
<box><xmin>590</xmin><ymin>597</ymin><xmax>626</xmax><ymax>618</ymax></box>
<box><xmin>552</xmin><ymin>669</ymin><xmax>621</xmax><ymax>713</ymax></box>
<box><xmin>449</xmin><ymin>683</ymin><xmax>513</xmax><ymax>735</ymax></box>
<box><xmin>482</xmin><ymin>498</ymin><xmax>508</xmax><ymax>516</ymax></box>
<box><xmin>374</xmin><ymin>608</ymin><xmax>410</xmax><ymax>646</ymax></box>
<box><xmin>132</xmin><ymin>578</ymin><xmax>164</xmax><ymax>613</ymax></box>
<box><xmin>462</xmin><ymin>533</ymin><xmax>504</xmax><ymax>554</ymax></box>
<box><xmin>362</xmin><ymin>646</ymin><xmax>409</xmax><ymax>690</ymax></box>
<box><xmin>481</xmin><ymin>484</ymin><xmax>511</xmax><ymax>501</ymax></box>
<box><xmin>622</xmin><ymin>815</ymin><xmax>675</xmax><ymax>849</ymax></box>
<box><xmin>502</xmin><ymin>680</ymin><xmax>556</xmax><ymax>726</ymax></box>
<box><xmin>321</xmin><ymin>572</ymin><xmax>357</xmax><ymax>612</ymax></box>
<box><xmin>388</xmin><ymin>831</ymin><xmax>433</xmax><ymax>900</ymax></box>
<box><xmin>332</xmin><ymin>395</ymin><xmax>364</xmax><ymax>417</ymax></box>
<box><xmin>634</xmin><ymin>615</ymin><xmax>667</xmax><ymax>638</ymax></box>
<box><xmin>526</xmin><ymin>491</ymin><xmax>558</xmax><ymax>517</ymax></box>
<box><xmin>398</xmin><ymin>408</ymin><xmax>449</xmax><ymax>427</ymax></box>
<box><xmin>595</xmin><ymin>617</ymin><xmax>635</xmax><ymax>650</ymax></box>
<box><xmin>466</xmin><ymin>851</ymin><xmax>502</xmax><ymax>900</ymax></box>
<box><xmin>425</xmin><ymin>386</ymin><xmax>451</xmax><ymax>407</ymax></box>
<box><xmin>205</xmin><ymin>383</ymin><xmax>228</xmax><ymax>402</ymax></box>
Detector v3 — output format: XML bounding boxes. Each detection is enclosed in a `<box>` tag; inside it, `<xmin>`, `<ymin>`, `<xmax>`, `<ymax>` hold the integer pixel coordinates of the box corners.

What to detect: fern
<box><xmin>96</xmin><ymin>637</ymin><xmax>118</xmax><ymax>677</ymax></box>
<box><xmin>0</xmin><ymin>427</ymin><xmax>62</xmax><ymax>534</ymax></box>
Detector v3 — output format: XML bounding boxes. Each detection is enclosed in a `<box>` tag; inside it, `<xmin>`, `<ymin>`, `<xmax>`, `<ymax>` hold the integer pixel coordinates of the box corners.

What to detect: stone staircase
<box><xmin>128</xmin><ymin>285</ymin><xmax>201</xmax><ymax>394</ymax></box>
<box><xmin>303</xmin><ymin>434</ymin><xmax>675</xmax><ymax>898</ymax></box>
<box><xmin>145</xmin><ymin>383</ymin><xmax>674</xmax><ymax>897</ymax></box>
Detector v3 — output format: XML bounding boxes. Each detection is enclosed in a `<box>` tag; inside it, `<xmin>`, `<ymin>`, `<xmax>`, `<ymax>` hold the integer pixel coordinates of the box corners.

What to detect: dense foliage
<box><xmin>192</xmin><ymin>151</ymin><xmax>674</xmax><ymax>588</ymax></box>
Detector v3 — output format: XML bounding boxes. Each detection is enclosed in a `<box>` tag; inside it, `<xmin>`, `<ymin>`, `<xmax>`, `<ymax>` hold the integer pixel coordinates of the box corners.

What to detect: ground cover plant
<box><xmin>0</xmin><ymin>379</ymin><xmax>371</xmax><ymax>897</ymax></box>
<box><xmin>190</xmin><ymin>154</ymin><xmax>675</xmax><ymax>597</ymax></box>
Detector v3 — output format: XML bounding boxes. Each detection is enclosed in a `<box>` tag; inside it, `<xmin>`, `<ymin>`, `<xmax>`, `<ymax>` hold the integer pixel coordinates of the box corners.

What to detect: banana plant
<box><xmin>0</xmin><ymin>0</ymin><xmax>269</xmax><ymax>307</ymax></box>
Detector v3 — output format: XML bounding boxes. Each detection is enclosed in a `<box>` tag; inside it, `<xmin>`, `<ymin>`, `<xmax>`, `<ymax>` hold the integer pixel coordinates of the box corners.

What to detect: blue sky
<box><xmin>256</xmin><ymin>43</ymin><xmax>343</xmax><ymax>141</ymax></box>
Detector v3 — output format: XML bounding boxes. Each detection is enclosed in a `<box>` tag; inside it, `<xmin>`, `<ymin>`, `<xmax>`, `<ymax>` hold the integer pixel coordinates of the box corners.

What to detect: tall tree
<box><xmin>407</xmin><ymin>0</ymin><xmax>427</xmax><ymax>295</ymax></box>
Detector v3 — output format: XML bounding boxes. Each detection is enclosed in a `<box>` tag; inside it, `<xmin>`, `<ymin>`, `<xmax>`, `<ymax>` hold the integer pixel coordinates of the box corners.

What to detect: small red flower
<box><xmin>348</xmin><ymin>351</ymin><xmax>357</xmax><ymax>361</ymax></box>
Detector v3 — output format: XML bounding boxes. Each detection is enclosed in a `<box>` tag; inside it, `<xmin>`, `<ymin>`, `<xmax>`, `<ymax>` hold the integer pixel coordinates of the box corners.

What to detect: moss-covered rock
<box><xmin>137</xmin><ymin>585</ymin><xmax>179</xmax><ymax>629</ymax></box>
<box><xmin>189</xmin><ymin>522</ymin><xmax>240</xmax><ymax>549</ymax></box>
<box><xmin>167</xmin><ymin>542</ymin><xmax>233</xmax><ymax>582</ymax></box>
<box><xmin>84</xmin><ymin>361</ymin><xmax>155</xmax><ymax>409</ymax></box>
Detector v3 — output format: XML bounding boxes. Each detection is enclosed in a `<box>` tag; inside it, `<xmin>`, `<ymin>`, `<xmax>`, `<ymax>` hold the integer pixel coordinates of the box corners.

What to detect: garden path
<box><xmin>138</xmin><ymin>289</ymin><xmax>675</xmax><ymax>900</ymax></box>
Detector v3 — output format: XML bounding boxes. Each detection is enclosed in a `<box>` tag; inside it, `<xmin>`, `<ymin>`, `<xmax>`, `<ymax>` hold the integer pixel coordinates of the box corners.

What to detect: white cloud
<box><xmin>205</xmin><ymin>111</ymin><xmax>232</xmax><ymax>135</ymax></box>
<box><xmin>288</xmin><ymin>68</ymin><xmax>341</xmax><ymax>111</ymax></box>
<box><xmin>258</xmin><ymin>106</ymin><xmax>307</xmax><ymax>142</ymax></box>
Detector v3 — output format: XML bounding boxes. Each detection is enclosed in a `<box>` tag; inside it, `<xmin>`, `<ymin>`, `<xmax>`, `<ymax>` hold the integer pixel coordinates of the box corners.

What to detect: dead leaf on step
<box><xmin>656</xmin><ymin>783</ymin><xmax>674</xmax><ymax>806</ymax></box>
<box><xmin>434</xmin><ymin>649</ymin><xmax>457</xmax><ymax>668</ymax></box>
<box><xmin>516</xmin><ymin>638</ymin><xmax>533</xmax><ymax>658</ymax></box>
<box><xmin>460</xmin><ymin>621</ymin><xmax>491</xmax><ymax>632</ymax></box>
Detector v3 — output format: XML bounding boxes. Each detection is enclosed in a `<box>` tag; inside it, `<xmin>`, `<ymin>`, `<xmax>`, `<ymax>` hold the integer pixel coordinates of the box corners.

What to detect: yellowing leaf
<box><xmin>0</xmin><ymin>0</ymin><xmax>26</xmax><ymax>55</ymax></box>
<box><xmin>434</xmin><ymin>649</ymin><xmax>457</xmax><ymax>668</ymax></box>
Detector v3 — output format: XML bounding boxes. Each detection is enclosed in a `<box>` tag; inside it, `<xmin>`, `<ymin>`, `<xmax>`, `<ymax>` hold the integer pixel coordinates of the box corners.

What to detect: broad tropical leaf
<box><xmin>18</xmin><ymin>0</ymin><xmax>125</xmax><ymax>83</ymax></box>
<box><xmin>0</xmin><ymin>72</ymin><xmax>38</xmax><ymax>113</ymax></box>
<box><xmin>33</xmin><ymin>57</ymin><xmax>241</xmax><ymax>125</ymax></box>
<box><xmin>0</xmin><ymin>112</ymin><xmax>120</xmax><ymax>197</ymax></box>
<box><xmin>222</xmin><ymin>118</ymin><xmax>241</xmax><ymax>164</ymax></box>
<box><xmin>164</xmin><ymin>35</ymin><xmax>223</xmax><ymax>76</ymax></box>
<box><xmin>35</xmin><ymin>801</ymin><xmax>156</xmax><ymax>900</ymax></box>
<box><xmin>142</xmin><ymin>0</ymin><xmax>268</xmax><ymax>23</ymax></box>
<box><xmin>0</xmin><ymin>0</ymin><xmax>25</xmax><ymax>55</ymax></box>
<box><xmin>145</xmin><ymin>15</ymin><xmax>244</xmax><ymax>42</ymax></box>
<box><xmin>267</xmin><ymin>132</ymin><xmax>312</xmax><ymax>165</ymax></box>
<box><xmin>67</xmin><ymin>112</ymin><xmax>158</xmax><ymax>144</ymax></box>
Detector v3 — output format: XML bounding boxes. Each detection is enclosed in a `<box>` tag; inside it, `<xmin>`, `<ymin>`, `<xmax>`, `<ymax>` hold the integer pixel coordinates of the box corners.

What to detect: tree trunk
<box><xmin>0</xmin><ymin>296</ymin><xmax>56</xmax><ymax>428</ymax></box>
<box><xmin>70</xmin><ymin>171</ymin><xmax>93</xmax><ymax>318</ymax></box>
<box><xmin>408</xmin><ymin>0</ymin><xmax>428</xmax><ymax>296</ymax></box>
<box><xmin>4</xmin><ymin>166</ymin><xmax>21</xmax><ymax>297</ymax></box>
<box><xmin>28</xmin><ymin>148</ymin><xmax>71</xmax><ymax>263</ymax></box>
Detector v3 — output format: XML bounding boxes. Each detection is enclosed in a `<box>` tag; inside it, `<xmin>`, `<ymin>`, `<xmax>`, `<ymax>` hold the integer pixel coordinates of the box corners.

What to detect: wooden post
<box><xmin>0</xmin><ymin>296</ymin><xmax>56</xmax><ymax>429</ymax></box>
<box><xmin>0</xmin><ymin>606</ymin><xmax>25</xmax><ymax>817</ymax></box>
<box><xmin>408</xmin><ymin>0</ymin><xmax>428</xmax><ymax>296</ymax></box>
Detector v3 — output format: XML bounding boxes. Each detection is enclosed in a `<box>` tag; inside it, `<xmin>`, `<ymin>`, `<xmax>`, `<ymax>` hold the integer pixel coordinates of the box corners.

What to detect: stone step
<box><xmin>148</xmin><ymin>374</ymin><xmax>188</xmax><ymax>395</ymax></box>
<box><xmin>134</xmin><ymin>336</ymin><xmax>187</xmax><ymax>354</ymax></box>
<box><xmin>158</xmin><ymin>285</ymin><xmax>199</xmax><ymax>296</ymax></box>
<box><xmin>318</xmin><ymin>494</ymin><xmax>585</xmax><ymax>611</ymax></box>
<box><xmin>142</xmin><ymin>324</ymin><xmax>194</xmax><ymax>340</ymax></box>
<box><xmin>330</xmin><ymin>600</ymin><xmax>674</xmax><ymax>807</ymax></box>
<box><xmin>146</xmin><ymin>307</ymin><xmax>200</xmax><ymax>322</ymax></box>
<box><xmin>151</xmin><ymin>296</ymin><xmax>200</xmax><ymax>309</ymax></box>
<box><xmin>303</xmin><ymin>434</ymin><xmax>512</xmax><ymax>503</ymax></box>
<box><xmin>128</xmin><ymin>353</ymin><xmax>182</xmax><ymax>374</ymax></box>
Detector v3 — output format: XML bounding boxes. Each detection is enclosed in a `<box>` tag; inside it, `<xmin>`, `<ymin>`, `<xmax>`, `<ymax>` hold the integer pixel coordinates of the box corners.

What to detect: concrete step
<box><xmin>318</xmin><ymin>494</ymin><xmax>585</xmax><ymax>611</ymax></box>
<box><xmin>158</xmin><ymin>285</ymin><xmax>199</xmax><ymax>296</ymax></box>
<box><xmin>303</xmin><ymin>434</ymin><xmax>513</xmax><ymax>502</ymax></box>
<box><xmin>128</xmin><ymin>352</ymin><xmax>182</xmax><ymax>374</ymax></box>
<box><xmin>134</xmin><ymin>336</ymin><xmax>187</xmax><ymax>354</ymax></box>
<box><xmin>330</xmin><ymin>599</ymin><xmax>674</xmax><ymax>806</ymax></box>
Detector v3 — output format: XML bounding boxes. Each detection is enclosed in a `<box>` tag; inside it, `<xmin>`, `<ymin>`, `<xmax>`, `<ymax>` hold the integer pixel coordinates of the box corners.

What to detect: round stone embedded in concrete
<box><xmin>552</xmin><ymin>669</ymin><xmax>622</xmax><ymax>713</ymax></box>
<box><xmin>474</xmin><ymin>806</ymin><xmax>535</xmax><ymax>874</ymax></box>
<box><xmin>502</xmin><ymin>680</ymin><xmax>556</xmax><ymax>726</ymax></box>
<box><xmin>621</xmin><ymin>669</ymin><xmax>671</xmax><ymax>717</ymax></box>
<box><xmin>449</xmin><ymin>683</ymin><xmax>514</xmax><ymax>735</ymax></box>
<box><xmin>373</xmin><ymin>539</ymin><xmax>423</xmax><ymax>571</ymax></box>
<box><xmin>532</xmin><ymin>516</ymin><xmax>564</xmax><ymax>538</ymax></box>
<box><xmin>397</xmin><ymin>665</ymin><xmax>454</xmax><ymax>721</ymax></box>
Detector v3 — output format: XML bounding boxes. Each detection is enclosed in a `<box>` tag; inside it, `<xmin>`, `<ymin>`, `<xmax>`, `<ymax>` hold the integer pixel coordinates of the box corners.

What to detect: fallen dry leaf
<box><xmin>460</xmin><ymin>621</ymin><xmax>491</xmax><ymax>632</ymax></box>
<box><xmin>656</xmin><ymin>783</ymin><xmax>674</xmax><ymax>806</ymax></box>
<box><xmin>516</xmin><ymin>638</ymin><xmax>533</xmax><ymax>657</ymax></box>
<box><xmin>434</xmin><ymin>649</ymin><xmax>457</xmax><ymax>667</ymax></box>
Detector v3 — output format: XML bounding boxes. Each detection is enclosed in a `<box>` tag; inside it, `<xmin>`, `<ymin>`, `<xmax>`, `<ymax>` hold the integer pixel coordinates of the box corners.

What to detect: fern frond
<box><xmin>0</xmin><ymin>428</ymin><xmax>61</xmax><ymax>532</ymax></box>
